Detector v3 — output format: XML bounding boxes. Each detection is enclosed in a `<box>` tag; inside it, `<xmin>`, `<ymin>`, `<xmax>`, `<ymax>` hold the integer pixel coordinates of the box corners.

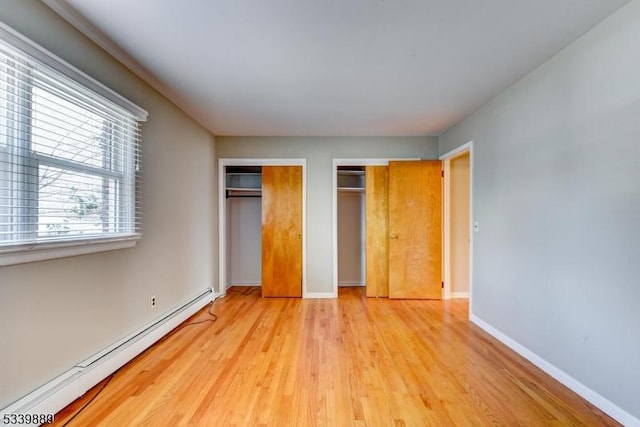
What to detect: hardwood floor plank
<box><xmin>52</xmin><ymin>287</ymin><xmax>620</xmax><ymax>426</ymax></box>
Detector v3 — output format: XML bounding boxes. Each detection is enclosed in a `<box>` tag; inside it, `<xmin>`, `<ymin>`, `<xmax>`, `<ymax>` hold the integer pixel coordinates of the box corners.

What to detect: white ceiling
<box><xmin>46</xmin><ymin>0</ymin><xmax>628</xmax><ymax>136</ymax></box>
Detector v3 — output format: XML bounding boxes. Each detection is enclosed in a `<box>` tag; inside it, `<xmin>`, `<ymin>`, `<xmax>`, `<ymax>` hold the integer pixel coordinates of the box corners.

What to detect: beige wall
<box><xmin>216</xmin><ymin>136</ymin><xmax>438</xmax><ymax>294</ymax></box>
<box><xmin>0</xmin><ymin>1</ymin><xmax>217</xmax><ymax>408</ymax></box>
<box><xmin>450</xmin><ymin>153</ymin><xmax>470</xmax><ymax>294</ymax></box>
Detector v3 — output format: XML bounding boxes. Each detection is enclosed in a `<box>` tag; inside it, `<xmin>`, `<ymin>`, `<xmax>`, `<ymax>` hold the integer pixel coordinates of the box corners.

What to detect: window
<box><xmin>0</xmin><ymin>23</ymin><xmax>147</xmax><ymax>263</ymax></box>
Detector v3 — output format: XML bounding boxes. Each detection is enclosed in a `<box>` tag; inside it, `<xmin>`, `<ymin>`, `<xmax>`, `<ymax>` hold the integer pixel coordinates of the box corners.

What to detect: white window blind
<box><xmin>0</xmin><ymin>23</ymin><xmax>146</xmax><ymax>252</ymax></box>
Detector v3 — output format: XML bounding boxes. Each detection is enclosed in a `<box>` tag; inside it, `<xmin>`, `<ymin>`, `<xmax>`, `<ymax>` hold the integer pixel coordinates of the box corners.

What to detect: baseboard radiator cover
<box><xmin>1</xmin><ymin>288</ymin><xmax>216</xmax><ymax>423</ymax></box>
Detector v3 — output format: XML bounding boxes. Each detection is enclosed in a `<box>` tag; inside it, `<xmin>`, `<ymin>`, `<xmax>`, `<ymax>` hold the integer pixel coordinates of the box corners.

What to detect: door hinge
<box><xmin>441</xmin><ymin>170</ymin><xmax>444</xmax><ymax>178</ymax></box>
<box><xmin>441</xmin><ymin>281</ymin><xmax>444</xmax><ymax>288</ymax></box>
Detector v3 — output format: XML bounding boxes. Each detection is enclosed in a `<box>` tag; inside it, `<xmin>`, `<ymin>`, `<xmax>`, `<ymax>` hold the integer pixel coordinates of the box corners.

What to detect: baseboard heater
<box><xmin>1</xmin><ymin>288</ymin><xmax>215</xmax><ymax>423</ymax></box>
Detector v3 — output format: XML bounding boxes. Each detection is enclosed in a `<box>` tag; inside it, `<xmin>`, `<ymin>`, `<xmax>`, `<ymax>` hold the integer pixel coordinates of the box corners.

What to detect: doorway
<box><xmin>441</xmin><ymin>142</ymin><xmax>473</xmax><ymax>306</ymax></box>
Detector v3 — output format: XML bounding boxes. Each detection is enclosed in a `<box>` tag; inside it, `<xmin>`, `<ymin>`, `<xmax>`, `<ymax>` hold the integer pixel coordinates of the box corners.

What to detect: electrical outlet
<box><xmin>151</xmin><ymin>295</ymin><xmax>156</xmax><ymax>308</ymax></box>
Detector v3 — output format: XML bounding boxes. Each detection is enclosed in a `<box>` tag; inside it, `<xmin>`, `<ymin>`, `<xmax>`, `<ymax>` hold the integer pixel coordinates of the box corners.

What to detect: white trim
<box><xmin>440</xmin><ymin>142</ymin><xmax>474</xmax><ymax>315</ymax></box>
<box><xmin>303</xmin><ymin>292</ymin><xmax>336</xmax><ymax>299</ymax></box>
<box><xmin>1</xmin><ymin>289</ymin><xmax>215</xmax><ymax>419</ymax></box>
<box><xmin>0</xmin><ymin>19</ymin><xmax>147</xmax><ymax>120</ymax></box>
<box><xmin>442</xmin><ymin>159</ymin><xmax>452</xmax><ymax>300</ymax></box>
<box><xmin>439</xmin><ymin>141</ymin><xmax>473</xmax><ymax>161</ymax></box>
<box><xmin>338</xmin><ymin>281</ymin><xmax>365</xmax><ymax>286</ymax></box>
<box><xmin>0</xmin><ymin>235</ymin><xmax>140</xmax><ymax>266</ymax></box>
<box><xmin>34</xmin><ymin>153</ymin><xmax>124</xmax><ymax>180</ymax></box>
<box><xmin>219</xmin><ymin>158</ymin><xmax>307</xmax><ymax>297</ymax></box>
<box><xmin>471</xmin><ymin>314</ymin><xmax>640</xmax><ymax>427</ymax></box>
<box><xmin>450</xmin><ymin>292</ymin><xmax>469</xmax><ymax>298</ymax></box>
<box><xmin>332</xmin><ymin>158</ymin><xmax>421</xmax><ymax>298</ymax></box>
<box><xmin>228</xmin><ymin>281</ymin><xmax>261</xmax><ymax>286</ymax></box>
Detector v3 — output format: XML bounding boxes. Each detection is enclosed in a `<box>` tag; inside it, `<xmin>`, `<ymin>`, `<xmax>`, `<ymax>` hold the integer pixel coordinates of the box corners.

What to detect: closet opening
<box><xmin>224</xmin><ymin>166</ymin><xmax>262</xmax><ymax>290</ymax></box>
<box><xmin>219</xmin><ymin>158</ymin><xmax>306</xmax><ymax>298</ymax></box>
<box><xmin>332</xmin><ymin>157</ymin><xmax>422</xmax><ymax>298</ymax></box>
<box><xmin>337</xmin><ymin>166</ymin><xmax>366</xmax><ymax>289</ymax></box>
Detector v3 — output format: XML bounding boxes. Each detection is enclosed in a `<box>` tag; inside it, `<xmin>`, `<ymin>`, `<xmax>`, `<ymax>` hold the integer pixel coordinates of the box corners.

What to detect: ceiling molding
<box><xmin>41</xmin><ymin>0</ymin><xmax>182</xmax><ymax>117</ymax></box>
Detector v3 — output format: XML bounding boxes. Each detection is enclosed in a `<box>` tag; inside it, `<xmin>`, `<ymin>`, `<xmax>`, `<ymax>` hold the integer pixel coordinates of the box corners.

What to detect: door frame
<box><xmin>218</xmin><ymin>158</ymin><xmax>307</xmax><ymax>297</ymax></box>
<box><xmin>332</xmin><ymin>158</ymin><xmax>420</xmax><ymax>297</ymax></box>
<box><xmin>440</xmin><ymin>142</ymin><xmax>474</xmax><ymax>312</ymax></box>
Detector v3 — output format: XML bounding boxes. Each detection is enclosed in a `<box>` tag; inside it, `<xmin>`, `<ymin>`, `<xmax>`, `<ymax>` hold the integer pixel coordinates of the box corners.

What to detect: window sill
<box><xmin>0</xmin><ymin>235</ymin><xmax>141</xmax><ymax>267</ymax></box>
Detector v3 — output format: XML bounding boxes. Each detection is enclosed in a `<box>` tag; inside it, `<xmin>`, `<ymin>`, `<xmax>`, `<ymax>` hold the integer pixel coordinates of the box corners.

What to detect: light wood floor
<box><xmin>53</xmin><ymin>287</ymin><xmax>618</xmax><ymax>426</ymax></box>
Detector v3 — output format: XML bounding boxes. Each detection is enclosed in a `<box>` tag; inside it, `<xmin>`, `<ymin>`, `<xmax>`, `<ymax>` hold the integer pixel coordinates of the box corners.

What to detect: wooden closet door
<box><xmin>261</xmin><ymin>166</ymin><xmax>303</xmax><ymax>297</ymax></box>
<box><xmin>365</xmin><ymin>166</ymin><xmax>389</xmax><ymax>297</ymax></box>
<box><xmin>388</xmin><ymin>160</ymin><xmax>442</xmax><ymax>299</ymax></box>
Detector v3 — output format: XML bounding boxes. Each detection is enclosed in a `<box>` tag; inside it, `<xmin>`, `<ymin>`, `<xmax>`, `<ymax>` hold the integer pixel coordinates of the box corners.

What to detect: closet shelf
<box><xmin>226</xmin><ymin>173</ymin><xmax>261</xmax><ymax>176</ymax></box>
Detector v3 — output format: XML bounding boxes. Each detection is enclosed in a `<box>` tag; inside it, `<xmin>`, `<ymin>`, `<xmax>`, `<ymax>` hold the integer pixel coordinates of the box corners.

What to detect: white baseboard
<box><xmin>338</xmin><ymin>281</ymin><xmax>365</xmax><ymax>287</ymax></box>
<box><xmin>304</xmin><ymin>292</ymin><xmax>337</xmax><ymax>299</ymax></box>
<box><xmin>1</xmin><ymin>288</ymin><xmax>216</xmax><ymax>423</ymax></box>
<box><xmin>228</xmin><ymin>281</ymin><xmax>261</xmax><ymax>287</ymax></box>
<box><xmin>450</xmin><ymin>292</ymin><xmax>469</xmax><ymax>298</ymax></box>
<box><xmin>470</xmin><ymin>314</ymin><xmax>640</xmax><ymax>427</ymax></box>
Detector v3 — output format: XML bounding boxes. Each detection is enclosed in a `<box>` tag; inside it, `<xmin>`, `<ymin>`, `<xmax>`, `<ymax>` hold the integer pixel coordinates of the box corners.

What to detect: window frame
<box><xmin>0</xmin><ymin>22</ymin><xmax>146</xmax><ymax>266</ymax></box>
